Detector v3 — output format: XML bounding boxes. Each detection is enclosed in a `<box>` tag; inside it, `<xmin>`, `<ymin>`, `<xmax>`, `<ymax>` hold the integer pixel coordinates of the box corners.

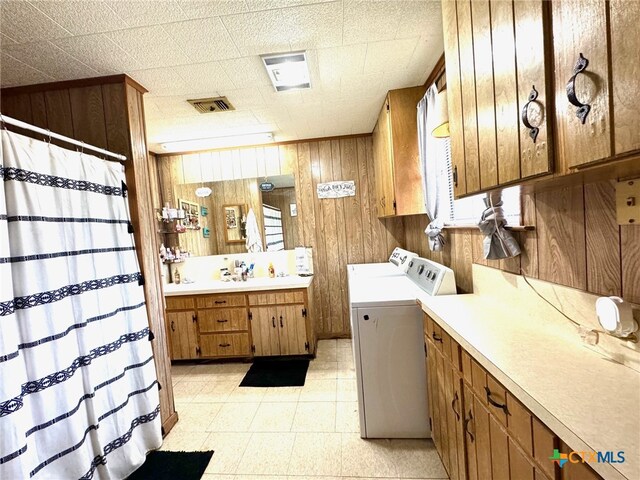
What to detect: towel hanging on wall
<box><xmin>478</xmin><ymin>192</ymin><xmax>521</xmax><ymax>259</ymax></box>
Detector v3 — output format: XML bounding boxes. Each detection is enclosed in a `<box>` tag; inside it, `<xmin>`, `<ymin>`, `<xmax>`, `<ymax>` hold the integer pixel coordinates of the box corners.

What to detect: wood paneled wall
<box><xmin>261</xmin><ymin>187</ymin><xmax>299</xmax><ymax>249</ymax></box>
<box><xmin>1</xmin><ymin>76</ymin><xmax>177</xmax><ymax>434</ymax></box>
<box><xmin>155</xmin><ymin>135</ymin><xmax>404</xmax><ymax>337</ymax></box>
<box><xmin>404</xmin><ymin>181</ymin><xmax>640</xmax><ymax>304</ymax></box>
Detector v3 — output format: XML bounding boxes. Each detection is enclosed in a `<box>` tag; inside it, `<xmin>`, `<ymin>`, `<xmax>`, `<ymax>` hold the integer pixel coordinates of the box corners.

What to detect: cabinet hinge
<box><xmin>453</xmin><ymin>166</ymin><xmax>458</xmax><ymax>187</ymax></box>
<box><xmin>248</xmin><ymin>311</ymin><xmax>253</xmax><ymax>321</ymax></box>
<box><xmin>302</xmin><ymin>308</ymin><xmax>307</xmax><ymax>317</ymax></box>
<box><xmin>195</xmin><ymin>346</ymin><xmax>201</xmax><ymax>355</ymax></box>
<box><xmin>392</xmin><ymin>199</ymin><xmax>396</xmax><ymax>211</ymax></box>
<box><xmin>305</xmin><ymin>341</ymin><xmax>309</xmax><ymax>351</ymax></box>
<box><xmin>429</xmin><ymin>417</ymin><xmax>432</xmax><ymax>432</ymax></box>
<box><xmin>192</xmin><ymin>313</ymin><xmax>197</xmax><ymax>323</ymax></box>
<box><xmin>386</xmin><ymin>101</ymin><xmax>390</xmax><ymax>112</ymax></box>
<box><xmin>251</xmin><ymin>345</ymin><xmax>256</xmax><ymax>353</ymax></box>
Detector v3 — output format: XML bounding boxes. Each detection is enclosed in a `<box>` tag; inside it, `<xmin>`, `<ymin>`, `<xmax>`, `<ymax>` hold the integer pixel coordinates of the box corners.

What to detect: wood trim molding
<box><xmin>424</xmin><ymin>53</ymin><xmax>446</xmax><ymax>88</ymax></box>
<box><xmin>1</xmin><ymin>74</ymin><xmax>148</xmax><ymax>96</ymax></box>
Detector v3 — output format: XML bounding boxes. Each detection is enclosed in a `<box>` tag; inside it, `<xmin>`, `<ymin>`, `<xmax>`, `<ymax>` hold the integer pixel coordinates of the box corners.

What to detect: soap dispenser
<box><xmin>268</xmin><ymin>262</ymin><xmax>275</xmax><ymax>278</ymax></box>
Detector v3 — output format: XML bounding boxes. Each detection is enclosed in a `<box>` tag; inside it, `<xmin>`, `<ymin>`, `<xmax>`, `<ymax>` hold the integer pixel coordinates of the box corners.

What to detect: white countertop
<box><xmin>417</xmin><ymin>291</ymin><xmax>640</xmax><ymax>480</ymax></box>
<box><xmin>163</xmin><ymin>275</ymin><xmax>313</xmax><ymax>296</ymax></box>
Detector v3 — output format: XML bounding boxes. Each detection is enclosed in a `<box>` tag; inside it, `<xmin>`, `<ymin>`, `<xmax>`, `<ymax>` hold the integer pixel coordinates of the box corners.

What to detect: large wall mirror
<box><xmin>162</xmin><ymin>174</ymin><xmax>299</xmax><ymax>256</ymax></box>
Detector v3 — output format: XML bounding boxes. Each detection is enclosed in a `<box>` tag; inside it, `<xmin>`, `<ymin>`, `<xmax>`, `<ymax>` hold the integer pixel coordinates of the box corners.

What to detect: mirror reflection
<box><xmin>163</xmin><ymin>175</ymin><xmax>298</xmax><ymax>256</ymax></box>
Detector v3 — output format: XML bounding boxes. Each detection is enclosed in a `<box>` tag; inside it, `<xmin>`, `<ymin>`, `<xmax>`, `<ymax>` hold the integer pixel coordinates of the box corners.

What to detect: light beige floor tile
<box><xmin>316</xmin><ymin>339</ymin><xmax>337</xmax><ymax>352</ymax></box>
<box><xmin>307</xmin><ymin>360</ymin><xmax>338</xmax><ymax>371</ymax></box>
<box><xmin>298</xmin><ymin>378</ymin><xmax>337</xmax><ymax>402</ymax></box>
<box><xmin>171</xmin><ymin>364</ymin><xmax>196</xmax><ymax>376</ymax></box>
<box><xmin>390</xmin><ymin>439</ymin><xmax>447</xmax><ymax>478</ymax></box>
<box><xmin>341</xmin><ymin>433</ymin><xmax>398</xmax><ymax>477</ymax></box>
<box><xmin>236</xmin><ymin>432</ymin><xmax>296</xmax><ymax>475</ymax></box>
<box><xmin>235</xmin><ymin>477</ymin><xmax>288</xmax><ymax>480</ymax></box>
<box><xmin>194</xmin><ymin>380</ymin><xmax>238</xmax><ymax>403</ymax></box>
<box><xmin>207</xmin><ymin>402</ymin><xmax>260</xmax><ymax>432</ymax></box>
<box><xmin>337</xmin><ymin>348</ymin><xmax>355</xmax><ymax>363</ymax></box>
<box><xmin>306</xmin><ymin>368</ymin><xmax>338</xmax><ymax>380</ymax></box>
<box><xmin>288</xmin><ymin>432</ymin><xmax>342</xmax><ymax>476</ymax></box>
<box><xmin>291</xmin><ymin>402</ymin><xmax>336</xmax><ymax>432</ymax></box>
<box><xmin>201</xmin><ymin>475</ymin><xmax>235</xmax><ymax>480</ymax></box>
<box><xmin>261</xmin><ymin>387</ymin><xmax>302</xmax><ymax>402</ymax></box>
<box><xmin>337</xmin><ymin>379</ymin><xmax>358</xmax><ymax>402</ymax></box>
<box><xmin>315</xmin><ymin>348</ymin><xmax>338</xmax><ymax>362</ymax></box>
<box><xmin>172</xmin><ymin>380</ymin><xmax>208</xmax><ymax>403</ymax></box>
<box><xmin>171</xmin><ymin>402</ymin><xmax>222</xmax><ymax>433</ymax></box>
<box><xmin>337</xmin><ymin>361</ymin><xmax>356</xmax><ymax>379</ymax></box>
<box><xmin>335</xmin><ymin>401</ymin><xmax>360</xmax><ymax>433</ymax></box>
<box><xmin>336</xmin><ymin>338</ymin><xmax>353</xmax><ymax>349</ymax></box>
<box><xmin>160</xmin><ymin>430</ymin><xmax>209</xmax><ymax>451</ymax></box>
<box><xmin>249</xmin><ymin>402</ymin><xmax>297</xmax><ymax>432</ymax></box>
<box><xmin>226</xmin><ymin>386</ymin><xmax>267</xmax><ymax>403</ymax></box>
<box><xmin>202</xmin><ymin>432</ymin><xmax>252</xmax><ymax>474</ymax></box>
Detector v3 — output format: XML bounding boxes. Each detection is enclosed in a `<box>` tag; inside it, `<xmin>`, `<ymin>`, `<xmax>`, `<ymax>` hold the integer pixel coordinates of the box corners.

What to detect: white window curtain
<box><xmin>0</xmin><ymin>129</ymin><xmax>161</xmax><ymax>479</ymax></box>
<box><xmin>418</xmin><ymin>84</ymin><xmax>454</xmax><ymax>251</ymax></box>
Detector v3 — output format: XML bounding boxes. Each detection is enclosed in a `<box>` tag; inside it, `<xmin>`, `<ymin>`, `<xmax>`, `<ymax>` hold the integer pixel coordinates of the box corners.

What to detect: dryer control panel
<box><xmin>406</xmin><ymin>257</ymin><xmax>457</xmax><ymax>296</ymax></box>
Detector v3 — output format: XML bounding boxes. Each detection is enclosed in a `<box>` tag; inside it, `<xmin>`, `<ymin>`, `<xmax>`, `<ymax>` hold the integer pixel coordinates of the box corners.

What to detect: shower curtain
<box><xmin>0</xmin><ymin>129</ymin><xmax>162</xmax><ymax>479</ymax></box>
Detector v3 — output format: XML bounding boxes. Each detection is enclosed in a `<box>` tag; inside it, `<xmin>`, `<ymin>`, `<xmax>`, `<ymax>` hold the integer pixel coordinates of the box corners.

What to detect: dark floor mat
<box><xmin>127</xmin><ymin>450</ymin><xmax>213</xmax><ymax>480</ymax></box>
<box><xmin>239</xmin><ymin>357</ymin><xmax>310</xmax><ymax>387</ymax></box>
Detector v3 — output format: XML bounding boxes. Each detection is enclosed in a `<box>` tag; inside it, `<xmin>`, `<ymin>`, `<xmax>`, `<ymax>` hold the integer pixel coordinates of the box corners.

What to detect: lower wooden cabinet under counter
<box><xmin>423</xmin><ymin>314</ymin><xmax>605</xmax><ymax>480</ymax></box>
<box><xmin>164</xmin><ymin>287</ymin><xmax>316</xmax><ymax>361</ymax></box>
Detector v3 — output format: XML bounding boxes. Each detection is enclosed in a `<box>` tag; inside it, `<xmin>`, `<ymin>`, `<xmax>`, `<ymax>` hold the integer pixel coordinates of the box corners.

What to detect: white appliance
<box><xmin>348</xmin><ymin>257</ymin><xmax>456</xmax><ymax>438</ymax></box>
<box><xmin>348</xmin><ymin>247</ymin><xmax>418</xmax><ymax>278</ymax></box>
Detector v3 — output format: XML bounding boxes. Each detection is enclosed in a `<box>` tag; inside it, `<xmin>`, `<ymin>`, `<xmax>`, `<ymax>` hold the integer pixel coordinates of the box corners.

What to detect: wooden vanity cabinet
<box><xmin>423</xmin><ymin>313</ymin><xmax>597</xmax><ymax>480</ymax></box>
<box><xmin>164</xmin><ymin>287</ymin><xmax>315</xmax><ymax>360</ymax></box>
<box><xmin>372</xmin><ymin>86</ymin><xmax>427</xmax><ymax>217</ymax></box>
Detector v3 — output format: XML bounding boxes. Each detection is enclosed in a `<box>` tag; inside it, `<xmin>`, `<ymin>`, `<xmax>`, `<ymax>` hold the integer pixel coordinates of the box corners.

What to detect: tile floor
<box><xmin>163</xmin><ymin>339</ymin><xmax>448</xmax><ymax>480</ymax></box>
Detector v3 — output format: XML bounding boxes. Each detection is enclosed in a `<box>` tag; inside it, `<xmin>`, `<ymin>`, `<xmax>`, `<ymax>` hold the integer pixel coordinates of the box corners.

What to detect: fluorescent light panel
<box><xmin>161</xmin><ymin>132</ymin><xmax>274</xmax><ymax>153</ymax></box>
<box><xmin>262</xmin><ymin>51</ymin><xmax>311</xmax><ymax>92</ymax></box>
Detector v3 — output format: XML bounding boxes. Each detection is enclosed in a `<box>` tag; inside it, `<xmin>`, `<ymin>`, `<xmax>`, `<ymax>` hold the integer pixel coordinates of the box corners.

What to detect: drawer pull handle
<box><xmin>217</xmin><ymin>319</ymin><xmax>228</xmax><ymax>323</ymax></box>
<box><xmin>521</xmin><ymin>85</ymin><xmax>541</xmax><ymax>143</ymax></box>
<box><xmin>272</xmin><ymin>316</ymin><xmax>276</xmax><ymax>328</ymax></box>
<box><xmin>485</xmin><ymin>386</ymin><xmax>510</xmax><ymax>415</ymax></box>
<box><xmin>451</xmin><ymin>391</ymin><xmax>461</xmax><ymax>421</ymax></box>
<box><xmin>170</xmin><ymin>321</ymin><xmax>175</xmax><ymax>332</ymax></box>
<box><xmin>453</xmin><ymin>165</ymin><xmax>458</xmax><ymax>187</ymax></box>
<box><xmin>463</xmin><ymin>409</ymin><xmax>475</xmax><ymax>443</ymax></box>
<box><xmin>279</xmin><ymin>315</ymin><xmax>283</xmax><ymax>328</ymax></box>
<box><xmin>219</xmin><ymin>343</ymin><xmax>231</xmax><ymax>348</ymax></box>
<box><xmin>432</xmin><ymin>332</ymin><xmax>443</xmax><ymax>343</ymax></box>
<box><xmin>214</xmin><ymin>300</ymin><xmax>227</xmax><ymax>304</ymax></box>
<box><xmin>566</xmin><ymin>53</ymin><xmax>591</xmax><ymax>124</ymax></box>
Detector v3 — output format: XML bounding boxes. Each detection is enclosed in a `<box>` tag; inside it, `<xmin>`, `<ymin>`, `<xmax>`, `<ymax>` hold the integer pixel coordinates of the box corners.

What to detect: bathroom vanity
<box><xmin>163</xmin><ymin>276</ymin><xmax>315</xmax><ymax>361</ymax></box>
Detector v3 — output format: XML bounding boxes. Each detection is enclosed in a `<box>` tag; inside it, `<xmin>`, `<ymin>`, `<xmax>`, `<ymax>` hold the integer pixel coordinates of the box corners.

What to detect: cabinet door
<box><xmin>445</xmin><ymin>366</ymin><xmax>467</xmax><ymax>480</ymax></box>
<box><xmin>435</xmin><ymin>348</ymin><xmax>451</xmax><ymax>474</ymax></box>
<box><xmin>166</xmin><ymin>311</ymin><xmax>198</xmax><ymax>360</ymax></box>
<box><xmin>427</xmin><ymin>340</ymin><xmax>443</xmax><ymax>455</ymax></box>
<box><xmin>509</xmin><ymin>438</ymin><xmax>535</xmax><ymax>480</ymax></box>
<box><xmin>278</xmin><ymin>304</ymin><xmax>307</xmax><ymax>355</ymax></box>
<box><xmin>441</xmin><ymin>0</ymin><xmax>467</xmax><ymax>196</ymax></box>
<box><xmin>489</xmin><ymin>415</ymin><xmax>510</xmax><ymax>480</ymax></box>
<box><xmin>552</xmin><ymin>0</ymin><xmax>611</xmax><ymax>170</ymax></box>
<box><xmin>372</xmin><ymin>99</ymin><xmax>395</xmax><ymax>217</ymax></box>
<box><xmin>610</xmin><ymin>0</ymin><xmax>640</xmax><ymax>155</ymax></box>
<box><xmin>249</xmin><ymin>306</ymin><xmax>280</xmax><ymax>356</ymax></box>
<box><xmin>473</xmin><ymin>392</ymin><xmax>493</xmax><ymax>480</ymax></box>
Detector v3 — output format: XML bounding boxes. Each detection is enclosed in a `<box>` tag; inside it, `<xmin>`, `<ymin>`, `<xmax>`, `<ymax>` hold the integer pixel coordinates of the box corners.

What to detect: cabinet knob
<box><xmin>566</xmin><ymin>53</ymin><xmax>591</xmax><ymax>124</ymax></box>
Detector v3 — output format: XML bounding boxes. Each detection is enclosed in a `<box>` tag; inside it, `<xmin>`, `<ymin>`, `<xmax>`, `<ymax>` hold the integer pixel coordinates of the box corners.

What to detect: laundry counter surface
<box><xmin>417</xmin><ymin>281</ymin><xmax>640</xmax><ymax>480</ymax></box>
<box><xmin>163</xmin><ymin>275</ymin><xmax>313</xmax><ymax>296</ymax></box>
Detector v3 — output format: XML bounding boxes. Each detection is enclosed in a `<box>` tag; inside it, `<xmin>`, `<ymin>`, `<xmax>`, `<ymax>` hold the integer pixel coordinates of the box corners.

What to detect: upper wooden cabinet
<box><xmin>442</xmin><ymin>0</ymin><xmax>553</xmax><ymax>197</ymax></box>
<box><xmin>554</xmin><ymin>0</ymin><xmax>640</xmax><ymax>171</ymax></box>
<box><xmin>372</xmin><ymin>86</ymin><xmax>427</xmax><ymax>217</ymax></box>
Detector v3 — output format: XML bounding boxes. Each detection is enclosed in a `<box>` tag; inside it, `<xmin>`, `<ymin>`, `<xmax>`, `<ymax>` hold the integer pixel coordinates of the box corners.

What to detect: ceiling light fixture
<box><xmin>160</xmin><ymin>132</ymin><xmax>274</xmax><ymax>153</ymax></box>
<box><xmin>262</xmin><ymin>51</ymin><xmax>311</xmax><ymax>91</ymax></box>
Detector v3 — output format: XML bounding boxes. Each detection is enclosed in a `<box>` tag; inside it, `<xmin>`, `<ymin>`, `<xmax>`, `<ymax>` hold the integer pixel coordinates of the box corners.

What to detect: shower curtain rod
<box><xmin>0</xmin><ymin>114</ymin><xmax>128</xmax><ymax>161</ymax></box>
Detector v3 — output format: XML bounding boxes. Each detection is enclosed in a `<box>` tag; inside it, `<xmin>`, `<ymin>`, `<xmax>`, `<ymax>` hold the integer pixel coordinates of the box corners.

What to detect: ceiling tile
<box><xmin>221</xmin><ymin>9</ymin><xmax>290</xmax><ymax>56</ymax></box>
<box><xmin>128</xmin><ymin>67</ymin><xmax>189</xmax><ymax>96</ymax></box>
<box><xmin>149</xmin><ymin>95</ymin><xmax>200</xmax><ymax>117</ymax></box>
<box><xmin>224</xmin><ymin>88</ymin><xmax>266</xmax><ymax>110</ymax></box>
<box><xmin>394</xmin><ymin>0</ymin><xmax>442</xmax><ymax>39</ymax></box>
<box><xmin>3</xmin><ymin>41</ymin><xmax>99</xmax><ymax>80</ymax></box>
<box><xmin>258</xmin><ymin>85</ymin><xmax>303</xmax><ymax>107</ymax></box>
<box><xmin>173</xmin><ymin>62</ymin><xmax>236</xmax><ymax>94</ymax></box>
<box><xmin>0</xmin><ymin>0</ymin><xmax>71</xmax><ymax>44</ymax></box>
<box><xmin>281</xmin><ymin>1</ymin><xmax>343</xmax><ymax>50</ymax></box>
<box><xmin>53</xmin><ymin>34</ymin><xmax>142</xmax><ymax>74</ymax></box>
<box><xmin>143</xmin><ymin>97</ymin><xmax>164</xmax><ymax>120</ymax></box>
<box><xmin>104</xmin><ymin>25</ymin><xmax>190</xmax><ymax>69</ymax></box>
<box><xmin>176</xmin><ymin>0</ymin><xmax>248</xmax><ymax>18</ymax></box>
<box><xmin>219</xmin><ymin>56</ymin><xmax>272</xmax><ymax>89</ymax></box>
<box><xmin>0</xmin><ymin>53</ymin><xmax>54</xmax><ymax>87</ymax></box>
<box><xmin>165</xmin><ymin>17</ymin><xmax>239</xmax><ymax>62</ymax></box>
<box><xmin>251</xmin><ymin>106</ymin><xmax>291</xmax><ymax>124</ymax></box>
<box><xmin>363</xmin><ymin>37</ymin><xmax>419</xmax><ymax>74</ymax></box>
<box><xmin>1</xmin><ymin>32</ymin><xmax>18</xmax><ymax>46</ymax></box>
<box><xmin>246</xmin><ymin>0</ymin><xmax>334</xmax><ymax>12</ymax></box>
<box><xmin>104</xmin><ymin>0</ymin><xmax>187</xmax><ymax>27</ymax></box>
<box><xmin>343</xmin><ymin>0</ymin><xmax>398</xmax><ymax>45</ymax></box>
<box><xmin>30</xmin><ymin>1</ymin><xmax>123</xmax><ymax>36</ymax></box>
<box><xmin>317</xmin><ymin>43</ymin><xmax>366</xmax><ymax>83</ymax></box>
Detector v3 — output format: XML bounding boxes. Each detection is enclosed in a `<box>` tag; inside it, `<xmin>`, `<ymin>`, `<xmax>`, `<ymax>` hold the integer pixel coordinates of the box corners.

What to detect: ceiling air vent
<box><xmin>187</xmin><ymin>96</ymin><xmax>235</xmax><ymax>114</ymax></box>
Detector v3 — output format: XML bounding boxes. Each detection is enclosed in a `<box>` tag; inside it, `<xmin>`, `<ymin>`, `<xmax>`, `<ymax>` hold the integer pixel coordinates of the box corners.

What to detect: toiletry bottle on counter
<box><xmin>268</xmin><ymin>262</ymin><xmax>275</xmax><ymax>278</ymax></box>
<box><xmin>173</xmin><ymin>268</ymin><xmax>181</xmax><ymax>284</ymax></box>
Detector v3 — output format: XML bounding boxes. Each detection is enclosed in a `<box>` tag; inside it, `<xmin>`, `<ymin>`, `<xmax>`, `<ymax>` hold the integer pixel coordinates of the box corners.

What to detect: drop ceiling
<box><xmin>0</xmin><ymin>0</ymin><xmax>444</xmax><ymax>152</ymax></box>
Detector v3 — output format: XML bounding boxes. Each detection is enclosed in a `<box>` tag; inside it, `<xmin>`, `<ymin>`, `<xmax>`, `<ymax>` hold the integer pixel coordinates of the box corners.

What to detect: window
<box><xmin>262</xmin><ymin>204</ymin><xmax>285</xmax><ymax>251</ymax></box>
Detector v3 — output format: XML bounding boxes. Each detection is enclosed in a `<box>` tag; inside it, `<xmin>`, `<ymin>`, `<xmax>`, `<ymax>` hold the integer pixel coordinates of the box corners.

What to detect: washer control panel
<box><xmin>406</xmin><ymin>257</ymin><xmax>457</xmax><ymax>296</ymax></box>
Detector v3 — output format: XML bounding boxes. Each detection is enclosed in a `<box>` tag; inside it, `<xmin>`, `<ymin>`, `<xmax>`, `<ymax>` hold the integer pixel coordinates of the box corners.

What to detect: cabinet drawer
<box><xmin>461</xmin><ymin>349</ymin><xmax>473</xmax><ymax>385</ymax></box>
<box><xmin>248</xmin><ymin>290</ymin><xmax>305</xmax><ymax>305</ymax></box>
<box><xmin>200</xmin><ymin>332</ymin><xmax>250</xmax><ymax>357</ymax></box>
<box><xmin>196</xmin><ymin>294</ymin><xmax>246</xmax><ymax>309</ymax></box>
<box><xmin>199</xmin><ymin>308</ymin><xmax>248</xmax><ymax>333</ymax></box>
<box><xmin>423</xmin><ymin>314</ymin><xmax>434</xmax><ymax>339</ymax></box>
<box><xmin>486</xmin><ymin>375</ymin><xmax>509</xmax><ymax>427</ymax></box>
<box><xmin>431</xmin><ymin>322</ymin><xmax>444</xmax><ymax>352</ymax></box>
<box><xmin>165</xmin><ymin>296</ymin><xmax>195</xmax><ymax>310</ymax></box>
<box><xmin>508</xmin><ymin>392</ymin><xmax>533</xmax><ymax>456</ymax></box>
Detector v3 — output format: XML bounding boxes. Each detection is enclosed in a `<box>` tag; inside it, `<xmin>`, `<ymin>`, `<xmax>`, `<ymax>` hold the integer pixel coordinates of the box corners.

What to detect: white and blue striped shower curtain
<box><xmin>0</xmin><ymin>130</ymin><xmax>161</xmax><ymax>479</ymax></box>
